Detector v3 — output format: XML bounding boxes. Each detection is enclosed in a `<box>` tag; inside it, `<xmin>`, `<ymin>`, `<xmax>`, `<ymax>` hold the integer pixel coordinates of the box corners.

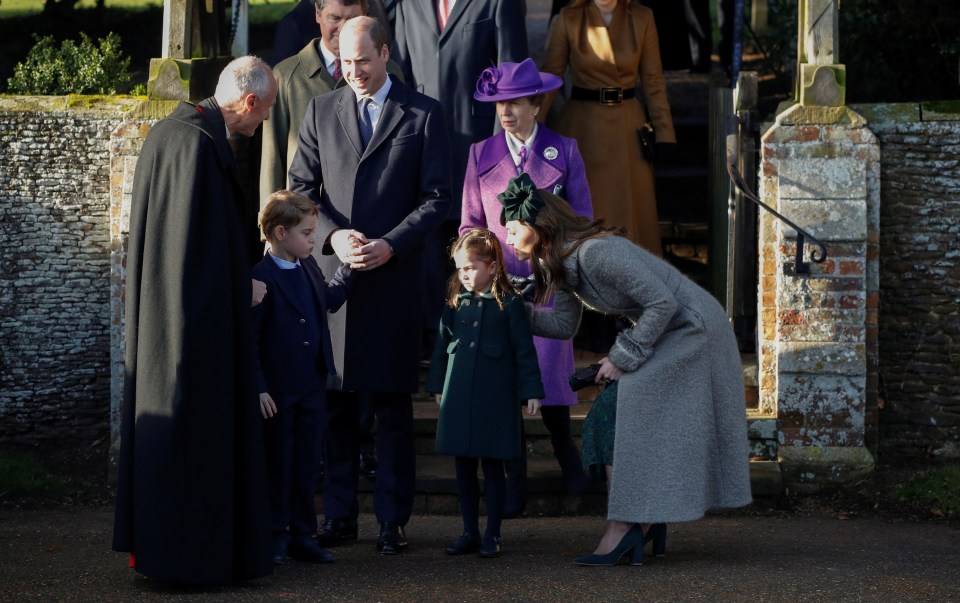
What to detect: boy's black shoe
<box><xmin>376</xmin><ymin>523</ymin><xmax>407</xmax><ymax>555</ymax></box>
<box><xmin>272</xmin><ymin>535</ymin><xmax>290</xmax><ymax>565</ymax></box>
<box><xmin>317</xmin><ymin>518</ymin><xmax>358</xmax><ymax>547</ymax></box>
<box><xmin>288</xmin><ymin>537</ymin><xmax>336</xmax><ymax>563</ymax></box>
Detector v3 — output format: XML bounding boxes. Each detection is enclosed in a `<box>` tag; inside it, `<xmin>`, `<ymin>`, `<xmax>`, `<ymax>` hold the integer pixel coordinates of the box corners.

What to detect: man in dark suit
<box><xmin>288</xmin><ymin>15</ymin><xmax>451</xmax><ymax>555</ymax></box>
<box><xmin>392</xmin><ymin>0</ymin><xmax>528</xmax><ymax>356</ymax></box>
<box><xmin>113</xmin><ymin>56</ymin><xmax>277</xmax><ymax>584</ymax></box>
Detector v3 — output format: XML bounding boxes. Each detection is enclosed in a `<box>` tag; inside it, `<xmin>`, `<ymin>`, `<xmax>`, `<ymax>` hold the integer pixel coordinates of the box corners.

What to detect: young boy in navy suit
<box><xmin>252</xmin><ymin>190</ymin><xmax>352</xmax><ymax>565</ymax></box>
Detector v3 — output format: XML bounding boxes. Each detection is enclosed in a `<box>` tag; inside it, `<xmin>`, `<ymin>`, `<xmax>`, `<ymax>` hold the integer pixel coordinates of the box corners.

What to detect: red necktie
<box><xmin>437</xmin><ymin>0</ymin><xmax>451</xmax><ymax>30</ymax></box>
<box><xmin>332</xmin><ymin>58</ymin><xmax>342</xmax><ymax>81</ymax></box>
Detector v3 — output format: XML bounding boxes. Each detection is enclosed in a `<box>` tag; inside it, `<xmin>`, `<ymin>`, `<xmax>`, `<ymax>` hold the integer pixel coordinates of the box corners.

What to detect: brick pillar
<box><xmin>758</xmin><ymin>104</ymin><xmax>879</xmax><ymax>491</ymax></box>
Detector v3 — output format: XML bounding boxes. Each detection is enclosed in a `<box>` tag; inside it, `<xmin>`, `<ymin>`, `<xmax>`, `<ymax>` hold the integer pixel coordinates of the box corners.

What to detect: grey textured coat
<box><xmin>532</xmin><ymin>236</ymin><xmax>752</xmax><ymax>523</ymax></box>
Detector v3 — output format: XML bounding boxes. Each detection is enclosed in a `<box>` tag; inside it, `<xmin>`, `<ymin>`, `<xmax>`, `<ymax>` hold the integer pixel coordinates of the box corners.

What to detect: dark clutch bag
<box><xmin>569</xmin><ymin>363</ymin><xmax>601</xmax><ymax>392</ymax></box>
<box><xmin>637</xmin><ymin>122</ymin><xmax>656</xmax><ymax>162</ymax></box>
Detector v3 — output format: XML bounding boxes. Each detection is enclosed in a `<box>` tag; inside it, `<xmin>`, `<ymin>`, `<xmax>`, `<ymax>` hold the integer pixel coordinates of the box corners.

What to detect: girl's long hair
<box><xmin>445</xmin><ymin>228</ymin><xmax>517</xmax><ymax>310</ymax></box>
<box><xmin>525</xmin><ymin>189</ymin><xmax>623</xmax><ymax>304</ymax></box>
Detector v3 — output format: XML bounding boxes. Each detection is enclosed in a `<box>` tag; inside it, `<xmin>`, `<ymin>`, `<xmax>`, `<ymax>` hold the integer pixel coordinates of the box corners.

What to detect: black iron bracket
<box><xmin>726</xmin><ymin>153</ymin><xmax>828</xmax><ymax>276</ymax></box>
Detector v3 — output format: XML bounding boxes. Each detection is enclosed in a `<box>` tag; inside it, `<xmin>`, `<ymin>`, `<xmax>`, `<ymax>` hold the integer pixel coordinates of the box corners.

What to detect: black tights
<box><xmin>455</xmin><ymin>456</ymin><xmax>505</xmax><ymax>539</ymax></box>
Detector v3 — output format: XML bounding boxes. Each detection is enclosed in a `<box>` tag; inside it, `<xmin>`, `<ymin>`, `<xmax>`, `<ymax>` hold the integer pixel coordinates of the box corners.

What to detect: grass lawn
<box><xmin>0</xmin><ymin>0</ymin><xmax>296</xmax><ymax>23</ymax></box>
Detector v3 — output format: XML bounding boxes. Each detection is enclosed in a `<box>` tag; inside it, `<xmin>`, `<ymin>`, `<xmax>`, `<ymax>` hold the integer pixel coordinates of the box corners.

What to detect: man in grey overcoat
<box><xmin>392</xmin><ymin>0</ymin><xmax>528</xmax><ymax>353</ymax></box>
<box><xmin>288</xmin><ymin>16</ymin><xmax>451</xmax><ymax>555</ymax></box>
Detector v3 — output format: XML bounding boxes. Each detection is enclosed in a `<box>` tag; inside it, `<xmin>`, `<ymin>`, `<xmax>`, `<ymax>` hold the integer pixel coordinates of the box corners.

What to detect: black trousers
<box><xmin>323</xmin><ymin>390</ymin><xmax>415</xmax><ymax>526</ymax></box>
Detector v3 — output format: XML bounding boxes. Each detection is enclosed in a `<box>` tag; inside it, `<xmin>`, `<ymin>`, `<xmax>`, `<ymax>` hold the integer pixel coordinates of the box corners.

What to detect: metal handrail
<box><xmin>726</xmin><ymin>133</ymin><xmax>828</xmax><ymax>276</ymax></box>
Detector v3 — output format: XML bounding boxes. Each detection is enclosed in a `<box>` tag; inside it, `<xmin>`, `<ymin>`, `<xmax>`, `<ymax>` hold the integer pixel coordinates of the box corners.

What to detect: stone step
<box><xmin>342</xmin><ymin>456</ymin><xmax>782</xmax><ymax>517</ymax></box>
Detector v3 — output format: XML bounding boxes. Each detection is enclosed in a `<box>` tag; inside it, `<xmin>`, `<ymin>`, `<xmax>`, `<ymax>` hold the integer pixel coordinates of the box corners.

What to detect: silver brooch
<box><xmin>543</xmin><ymin>146</ymin><xmax>559</xmax><ymax>160</ymax></box>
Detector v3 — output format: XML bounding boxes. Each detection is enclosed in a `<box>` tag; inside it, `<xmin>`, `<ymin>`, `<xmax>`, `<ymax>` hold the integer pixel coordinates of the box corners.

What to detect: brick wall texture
<box><xmin>0</xmin><ymin>97</ymin><xmax>139</xmax><ymax>447</ymax></box>
<box><xmin>860</xmin><ymin>104</ymin><xmax>960</xmax><ymax>459</ymax></box>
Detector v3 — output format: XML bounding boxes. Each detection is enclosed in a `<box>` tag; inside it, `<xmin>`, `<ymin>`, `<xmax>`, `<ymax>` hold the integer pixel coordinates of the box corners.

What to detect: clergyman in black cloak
<box><xmin>112</xmin><ymin>56</ymin><xmax>278</xmax><ymax>585</ymax></box>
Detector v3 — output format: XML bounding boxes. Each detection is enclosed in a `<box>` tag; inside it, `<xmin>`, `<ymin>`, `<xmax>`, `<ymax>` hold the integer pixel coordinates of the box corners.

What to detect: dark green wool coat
<box><xmin>427</xmin><ymin>292</ymin><xmax>545</xmax><ymax>460</ymax></box>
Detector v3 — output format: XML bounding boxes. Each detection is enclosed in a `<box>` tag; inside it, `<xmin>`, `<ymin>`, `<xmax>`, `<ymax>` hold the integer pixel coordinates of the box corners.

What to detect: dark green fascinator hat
<box><xmin>498</xmin><ymin>172</ymin><xmax>545</xmax><ymax>226</ymax></box>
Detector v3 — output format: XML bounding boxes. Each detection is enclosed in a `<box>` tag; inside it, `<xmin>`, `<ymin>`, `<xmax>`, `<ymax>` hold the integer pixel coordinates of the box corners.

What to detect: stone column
<box><xmin>758</xmin><ymin>104</ymin><xmax>880</xmax><ymax>490</ymax></box>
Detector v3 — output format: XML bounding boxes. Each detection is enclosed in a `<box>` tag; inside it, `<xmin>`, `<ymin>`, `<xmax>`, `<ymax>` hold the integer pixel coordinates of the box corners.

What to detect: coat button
<box><xmin>469</xmin><ymin>341</ymin><xmax>475</xmax><ymax>348</ymax></box>
<box><xmin>303</xmin><ymin>341</ymin><xmax>310</xmax><ymax>347</ymax></box>
<box><xmin>299</xmin><ymin>318</ymin><xmax>306</xmax><ymax>324</ymax></box>
<box><xmin>478</xmin><ymin>300</ymin><xmax>483</xmax><ymax>307</ymax></box>
<box><xmin>473</xmin><ymin>321</ymin><xmax>479</xmax><ymax>327</ymax></box>
<box><xmin>464</xmin><ymin>299</ymin><xmax>471</xmax><ymax>306</ymax></box>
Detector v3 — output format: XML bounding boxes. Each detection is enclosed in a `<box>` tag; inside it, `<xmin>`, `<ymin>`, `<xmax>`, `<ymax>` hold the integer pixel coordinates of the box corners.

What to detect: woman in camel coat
<box><xmin>541</xmin><ymin>0</ymin><xmax>675</xmax><ymax>255</ymax></box>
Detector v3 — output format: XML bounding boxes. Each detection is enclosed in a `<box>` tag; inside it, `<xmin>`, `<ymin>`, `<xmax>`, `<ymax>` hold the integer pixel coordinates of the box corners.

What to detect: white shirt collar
<box><xmin>355</xmin><ymin>75</ymin><xmax>392</xmax><ymax>107</ymax></box>
<box><xmin>317</xmin><ymin>39</ymin><xmax>339</xmax><ymax>77</ymax></box>
<box><xmin>505</xmin><ymin>123</ymin><xmax>538</xmax><ymax>167</ymax></box>
<box><xmin>268</xmin><ymin>251</ymin><xmax>301</xmax><ymax>269</ymax></box>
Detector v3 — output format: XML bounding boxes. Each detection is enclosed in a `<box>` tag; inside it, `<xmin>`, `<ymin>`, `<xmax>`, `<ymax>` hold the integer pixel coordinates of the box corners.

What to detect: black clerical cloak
<box><xmin>112</xmin><ymin>98</ymin><xmax>272</xmax><ymax>584</ymax></box>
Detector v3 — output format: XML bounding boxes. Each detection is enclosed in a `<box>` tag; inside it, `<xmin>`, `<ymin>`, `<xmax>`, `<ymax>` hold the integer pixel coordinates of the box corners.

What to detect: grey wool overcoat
<box><xmin>532</xmin><ymin>236</ymin><xmax>752</xmax><ymax>523</ymax></box>
<box><xmin>427</xmin><ymin>292</ymin><xmax>545</xmax><ymax>460</ymax></box>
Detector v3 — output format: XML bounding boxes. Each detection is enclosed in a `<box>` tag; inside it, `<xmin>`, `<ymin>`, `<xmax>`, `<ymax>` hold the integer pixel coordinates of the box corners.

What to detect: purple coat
<box><xmin>460</xmin><ymin>126</ymin><xmax>592</xmax><ymax>406</ymax></box>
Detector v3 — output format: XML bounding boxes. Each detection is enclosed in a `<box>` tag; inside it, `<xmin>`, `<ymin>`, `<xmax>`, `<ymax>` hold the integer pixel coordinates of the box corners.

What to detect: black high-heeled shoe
<box><xmin>573</xmin><ymin>524</ymin><xmax>645</xmax><ymax>566</ymax></box>
<box><xmin>642</xmin><ymin>523</ymin><xmax>667</xmax><ymax>562</ymax></box>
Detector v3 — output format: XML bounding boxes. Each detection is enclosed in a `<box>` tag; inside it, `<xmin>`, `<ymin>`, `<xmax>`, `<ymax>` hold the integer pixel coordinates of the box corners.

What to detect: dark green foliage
<box><xmin>0</xmin><ymin>451</ymin><xmax>67</xmax><ymax>501</ymax></box>
<box><xmin>759</xmin><ymin>0</ymin><xmax>960</xmax><ymax>103</ymax></box>
<box><xmin>7</xmin><ymin>32</ymin><xmax>132</xmax><ymax>95</ymax></box>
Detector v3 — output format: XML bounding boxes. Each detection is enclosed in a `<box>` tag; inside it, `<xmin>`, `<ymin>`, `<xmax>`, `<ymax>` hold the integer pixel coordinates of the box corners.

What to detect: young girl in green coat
<box><xmin>426</xmin><ymin>228</ymin><xmax>545</xmax><ymax>559</ymax></box>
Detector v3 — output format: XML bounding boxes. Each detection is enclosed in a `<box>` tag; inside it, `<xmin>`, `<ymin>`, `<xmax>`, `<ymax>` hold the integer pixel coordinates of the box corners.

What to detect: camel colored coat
<box><xmin>541</xmin><ymin>1</ymin><xmax>675</xmax><ymax>254</ymax></box>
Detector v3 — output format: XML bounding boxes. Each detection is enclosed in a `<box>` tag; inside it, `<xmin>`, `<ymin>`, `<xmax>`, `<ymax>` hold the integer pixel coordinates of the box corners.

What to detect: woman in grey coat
<box><xmin>498</xmin><ymin>174</ymin><xmax>752</xmax><ymax>566</ymax></box>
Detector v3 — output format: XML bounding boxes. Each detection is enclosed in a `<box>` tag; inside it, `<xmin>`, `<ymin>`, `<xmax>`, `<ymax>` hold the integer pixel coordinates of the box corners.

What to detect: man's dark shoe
<box><xmin>288</xmin><ymin>537</ymin><xmax>336</xmax><ymax>563</ymax></box>
<box><xmin>445</xmin><ymin>532</ymin><xmax>481</xmax><ymax>555</ymax></box>
<box><xmin>317</xmin><ymin>518</ymin><xmax>358</xmax><ymax>547</ymax></box>
<box><xmin>376</xmin><ymin>523</ymin><xmax>407</xmax><ymax>555</ymax></box>
<box><xmin>359</xmin><ymin>452</ymin><xmax>378</xmax><ymax>478</ymax></box>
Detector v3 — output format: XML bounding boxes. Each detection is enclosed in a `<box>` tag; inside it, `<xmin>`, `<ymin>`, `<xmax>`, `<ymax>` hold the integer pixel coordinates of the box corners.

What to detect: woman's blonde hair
<box><xmin>522</xmin><ymin>189</ymin><xmax>624</xmax><ymax>304</ymax></box>
<box><xmin>446</xmin><ymin>228</ymin><xmax>516</xmax><ymax>309</ymax></box>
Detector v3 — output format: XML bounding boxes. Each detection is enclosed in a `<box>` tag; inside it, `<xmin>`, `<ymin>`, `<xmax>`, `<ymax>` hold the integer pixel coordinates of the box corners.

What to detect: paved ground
<box><xmin>1</xmin><ymin>508</ymin><xmax>958</xmax><ymax>602</ymax></box>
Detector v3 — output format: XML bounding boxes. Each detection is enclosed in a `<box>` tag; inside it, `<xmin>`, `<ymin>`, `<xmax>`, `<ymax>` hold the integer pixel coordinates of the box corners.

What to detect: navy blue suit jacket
<box><xmin>251</xmin><ymin>253</ymin><xmax>351</xmax><ymax>398</ymax></box>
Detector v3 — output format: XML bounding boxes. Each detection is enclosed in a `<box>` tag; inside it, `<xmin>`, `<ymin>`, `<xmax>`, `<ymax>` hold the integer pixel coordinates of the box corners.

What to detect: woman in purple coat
<box><xmin>461</xmin><ymin>58</ymin><xmax>594</xmax><ymax>514</ymax></box>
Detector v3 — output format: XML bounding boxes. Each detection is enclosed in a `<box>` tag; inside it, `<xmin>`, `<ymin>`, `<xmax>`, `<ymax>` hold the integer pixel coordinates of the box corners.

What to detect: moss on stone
<box><xmin>850</xmin><ymin>103</ymin><xmax>921</xmax><ymax>125</ymax></box>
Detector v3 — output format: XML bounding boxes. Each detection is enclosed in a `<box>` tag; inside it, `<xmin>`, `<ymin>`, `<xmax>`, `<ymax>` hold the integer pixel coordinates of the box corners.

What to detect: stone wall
<box><xmin>853</xmin><ymin>102</ymin><xmax>960</xmax><ymax>460</ymax></box>
<box><xmin>0</xmin><ymin>96</ymin><xmax>141</xmax><ymax>447</ymax></box>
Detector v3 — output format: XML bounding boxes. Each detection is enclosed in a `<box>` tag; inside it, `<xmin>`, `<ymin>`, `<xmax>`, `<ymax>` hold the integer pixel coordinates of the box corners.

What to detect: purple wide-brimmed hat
<box><xmin>474</xmin><ymin>58</ymin><xmax>563</xmax><ymax>102</ymax></box>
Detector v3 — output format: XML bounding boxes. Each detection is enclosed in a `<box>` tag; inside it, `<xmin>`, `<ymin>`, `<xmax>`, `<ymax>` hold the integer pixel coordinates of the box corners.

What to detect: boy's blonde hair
<box><xmin>446</xmin><ymin>228</ymin><xmax>516</xmax><ymax>310</ymax></box>
<box><xmin>259</xmin><ymin>190</ymin><xmax>319</xmax><ymax>242</ymax></box>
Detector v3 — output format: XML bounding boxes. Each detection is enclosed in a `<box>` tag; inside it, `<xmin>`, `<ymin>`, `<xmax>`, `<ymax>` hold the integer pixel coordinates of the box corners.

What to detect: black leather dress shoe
<box><xmin>317</xmin><ymin>518</ymin><xmax>358</xmax><ymax>547</ymax></box>
<box><xmin>272</xmin><ymin>536</ymin><xmax>289</xmax><ymax>565</ymax></box>
<box><xmin>376</xmin><ymin>523</ymin><xmax>407</xmax><ymax>555</ymax></box>
<box><xmin>478</xmin><ymin>535</ymin><xmax>502</xmax><ymax>558</ymax></box>
<box><xmin>289</xmin><ymin>538</ymin><xmax>336</xmax><ymax>563</ymax></box>
<box><xmin>445</xmin><ymin>532</ymin><xmax>481</xmax><ymax>555</ymax></box>
<box><xmin>359</xmin><ymin>452</ymin><xmax>378</xmax><ymax>478</ymax></box>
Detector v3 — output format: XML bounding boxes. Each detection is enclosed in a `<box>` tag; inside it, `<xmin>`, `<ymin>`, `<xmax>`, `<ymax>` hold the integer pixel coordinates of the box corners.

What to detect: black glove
<box><xmin>508</xmin><ymin>274</ymin><xmax>536</xmax><ymax>302</ymax></box>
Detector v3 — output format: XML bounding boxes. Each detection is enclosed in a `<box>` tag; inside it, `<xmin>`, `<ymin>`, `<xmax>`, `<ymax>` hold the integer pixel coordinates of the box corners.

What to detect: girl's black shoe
<box><xmin>478</xmin><ymin>535</ymin><xmax>501</xmax><ymax>558</ymax></box>
<box><xmin>445</xmin><ymin>532</ymin><xmax>481</xmax><ymax>555</ymax></box>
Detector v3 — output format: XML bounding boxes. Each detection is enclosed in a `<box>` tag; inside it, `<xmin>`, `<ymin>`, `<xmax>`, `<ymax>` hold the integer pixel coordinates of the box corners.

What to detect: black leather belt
<box><xmin>570</xmin><ymin>86</ymin><xmax>635</xmax><ymax>104</ymax></box>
